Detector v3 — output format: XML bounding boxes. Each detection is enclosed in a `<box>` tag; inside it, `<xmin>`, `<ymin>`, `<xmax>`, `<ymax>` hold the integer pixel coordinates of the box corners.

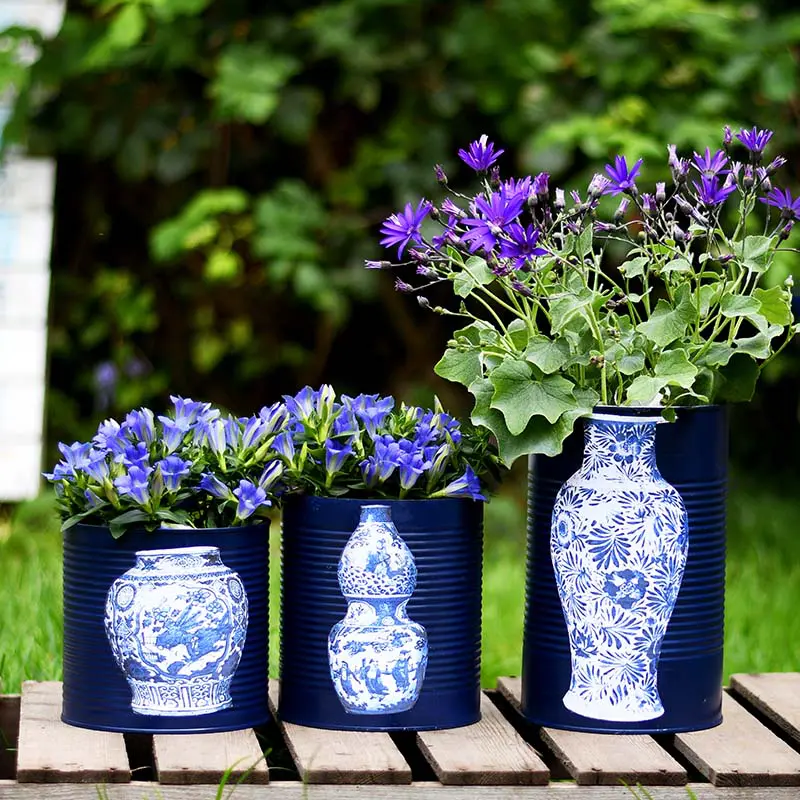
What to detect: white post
<box><xmin>0</xmin><ymin>0</ymin><xmax>65</xmax><ymax>500</ymax></box>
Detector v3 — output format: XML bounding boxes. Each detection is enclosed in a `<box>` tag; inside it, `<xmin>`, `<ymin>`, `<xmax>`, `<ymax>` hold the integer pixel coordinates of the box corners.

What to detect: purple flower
<box><xmin>397</xmin><ymin>449</ymin><xmax>430</xmax><ymax>491</ymax></box>
<box><xmin>82</xmin><ymin>449</ymin><xmax>111</xmax><ymax>482</ymax></box>
<box><xmin>93</xmin><ymin>419</ymin><xmax>128</xmax><ymax>456</ymax></box>
<box><xmin>272</xmin><ymin>431</ymin><xmax>296</xmax><ymax>462</ymax></box>
<box><xmin>125</xmin><ymin>408</ymin><xmax>156</xmax><ymax>443</ymax></box>
<box><xmin>170</xmin><ymin>395</ymin><xmax>207</xmax><ymax>426</ymax></box>
<box><xmin>122</xmin><ymin>442</ymin><xmax>150</xmax><ymax>468</ymax></box>
<box><xmin>759</xmin><ymin>187</ymin><xmax>800</xmax><ymax>221</ymax></box>
<box><xmin>324</xmin><ymin>438</ymin><xmax>353</xmax><ymax>476</ymax></box>
<box><xmin>233</xmin><ymin>480</ymin><xmax>269</xmax><ymax>520</ymax></box>
<box><xmin>602</xmin><ymin>156</ymin><xmax>643</xmax><ymax>196</ymax></box>
<box><xmin>258</xmin><ymin>460</ymin><xmax>284</xmax><ymax>491</ymax></box>
<box><xmin>461</xmin><ymin>191</ymin><xmax>525</xmax><ymax>254</ymax></box>
<box><xmin>736</xmin><ymin>126</ymin><xmax>773</xmax><ymax>156</ymax></box>
<box><xmin>84</xmin><ymin>488</ymin><xmax>104</xmax><ymax>508</ymax></box>
<box><xmin>258</xmin><ymin>401</ymin><xmax>289</xmax><ymax>436</ymax></box>
<box><xmin>692</xmin><ymin>147</ymin><xmax>728</xmax><ymax>177</ymax></box>
<box><xmin>114</xmin><ymin>465</ymin><xmax>153</xmax><ymax>505</ymax></box>
<box><xmin>693</xmin><ymin>175</ymin><xmax>737</xmax><ymax>207</ymax></box>
<box><xmin>158</xmin><ymin>417</ymin><xmax>192</xmax><ymax>453</ymax></box>
<box><xmin>532</xmin><ymin>172</ymin><xmax>549</xmax><ymax>198</ymax></box>
<box><xmin>199</xmin><ymin>472</ymin><xmax>233</xmax><ymax>499</ymax></box>
<box><xmin>379</xmin><ymin>199</ymin><xmax>432</xmax><ymax>258</ymax></box>
<box><xmin>431</xmin><ymin>215</ymin><xmax>458</xmax><ymax>250</ymax></box>
<box><xmin>441</xmin><ymin>198</ymin><xmax>466</xmax><ymax>218</ymax></box>
<box><xmin>498</xmin><ymin>223</ymin><xmax>548</xmax><ymax>270</ymax></box>
<box><xmin>93</xmin><ymin>362</ymin><xmax>117</xmax><ymax>410</ymax></box>
<box><xmin>457</xmin><ymin>134</ymin><xmax>504</xmax><ymax>172</ymax></box>
<box><xmin>342</xmin><ymin>393</ymin><xmax>394</xmax><ymax>437</ymax></box>
<box><xmin>501</xmin><ymin>175</ymin><xmax>532</xmax><ymax>205</ymax></box>
<box><xmin>156</xmin><ymin>455</ymin><xmax>192</xmax><ymax>492</ymax></box>
<box><xmin>438</xmin><ymin>465</ymin><xmax>485</xmax><ymax>501</ymax></box>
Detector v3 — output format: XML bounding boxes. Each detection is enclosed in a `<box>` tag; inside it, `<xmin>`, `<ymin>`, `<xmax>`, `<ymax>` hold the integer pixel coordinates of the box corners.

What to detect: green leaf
<box><xmin>619</xmin><ymin>256</ymin><xmax>649</xmax><ymax>279</ymax></box>
<box><xmin>625</xmin><ymin>375</ymin><xmax>665</xmax><ymax>404</ymax></box>
<box><xmin>635</xmin><ymin>286</ymin><xmax>695</xmax><ymax>348</ymax></box>
<box><xmin>661</xmin><ymin>257</ymin><xmax>692</xmax><ymax>273</ymax></box>
<box><xmin>575</xmin><ymin>225</ymin><xmax>593</xmax><ymax>259</ymax></box>
<box><xmin>108</xmin><ymin>509</ymin><xmax>151</xmax><ymax>539</ymax></box>
<box><xmin>204</xmin><ymin>249</ymin><xmax>242</xmax><ymax>282</ymax></box>
<box><xmin>720</xmin><ymin>294</ymin><xmax>760</xmax><ymax>318</ymax></box>
<box><xmin>453</xmin><ymin>256</ymin><xmax>494</xmax><ymax>297</ymax></box>
<box><xmin>524</xmin><ymin>336</ymin><xmax>570</xmax><ymax>374</ymax></box>
<box><xmin>733</xmin><ymin>235</ymin><xmax>774</xmax><ymax>273</ymax></box>
<box><xmin>716</xmin><ymin>354</ymin><xmax>760</xmax><ymax>403</ymax></box>
<box><xmin>83</xmin><ymin>4</ymin><xmax>147</xmax><ymax>69</ymax></box>
<box><xmin>734</xmin><ymin>324</ymin><xmax>783</xmax><ymax>359</ymax></box>
<box><xmin>210</xmin><ymin>44</ymin><xmax>300</xmax><ymax>124</ymax></box>
<box><xmin>550</xmin><ymin>287</ymin><xmax>605</xmax><ymax>334</ymax></box>
<box><xmin>654</xmin><ymin>348</ymin><xmax>698</xmax><ymax>388</ymax></box>
<box><xmin>469</xmin><ymin>378</ymin><xmax>595</xmax><ymax>466</ymax></box>
<box><xmin>434</xmin><ymin>347</ymin><xmax>482</xmax><ymax>389</ymax></box>
<box><xmin>507</xmin><ymin>319</ymin><xmax>529</xmax><ymax>351</ymax></box>
<box><xmin>697</xmin><ymin>343</ymin><xmax>736</xmax><ymax>367</ymax></box>
<box><xmin>754</xmin><ymin>285</ymin><xmax>792</xmax><ymax>326</ymax></box>
<box><xmin>617</xmin><ymin>353</ymin><xmax>645</xmax><ymax>375</ymax></box>
<box><xmin>488</xmin><ymin>360</ymin><xmax>576</xmax><ymax>434</ymax></box>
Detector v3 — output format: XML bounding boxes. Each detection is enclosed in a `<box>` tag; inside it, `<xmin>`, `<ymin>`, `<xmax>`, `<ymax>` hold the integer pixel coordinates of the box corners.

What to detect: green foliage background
<box><xmin>3</xmin><ymin>0</ymin><xmax>800</xmax><ymax>470</ymax></box>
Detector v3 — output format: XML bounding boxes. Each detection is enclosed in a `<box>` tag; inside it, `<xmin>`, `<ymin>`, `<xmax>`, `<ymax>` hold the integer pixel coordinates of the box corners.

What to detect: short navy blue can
<box><xmin>522</xmin><ymin>405</ymin><xmax>727</xmax><ymax>733</ymax></box>
<box><xmin>62</xmin><ymin>523</ymin><xmax>270</xmax><ymax>733</ymax></box>
<box><xmin>278</xmin><ymin>495</ymin><xmax>484</xmax><ymax>731</ymax></box>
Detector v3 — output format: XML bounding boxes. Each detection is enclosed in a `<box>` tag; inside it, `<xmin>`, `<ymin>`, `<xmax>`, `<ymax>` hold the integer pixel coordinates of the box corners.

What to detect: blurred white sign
<box><xmin>0</xmin><ymin>381</ymin><xmax>45</xmax><ymax>439</ymax></box>
<box><xmin>0</xmin><ymin>441</ymin><xmax>46</xmax><ymax>499</ymax></box>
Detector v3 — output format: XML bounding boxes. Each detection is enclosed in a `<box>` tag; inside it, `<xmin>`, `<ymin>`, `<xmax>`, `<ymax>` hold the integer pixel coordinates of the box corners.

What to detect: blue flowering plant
<box><xmin>369</xmin><ymin>128</ymin><xmax>799</xmax><ymax>465</ymax></box>
<box><xmin>44</xmin><ymin>396</ymin><xmax>288</xmax><ymax>538</ymax></box>
<box><xmin>273</xmin><ymin>385</ymin><xmax>502</xmax><ymax>501</ymax></box>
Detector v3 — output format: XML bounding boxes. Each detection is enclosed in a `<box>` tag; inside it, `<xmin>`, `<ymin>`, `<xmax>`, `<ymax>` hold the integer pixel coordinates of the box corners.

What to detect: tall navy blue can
<box><xmin>279</xmin><ymin>495</ymin><xmax>484</xmax><ymax>731</ymax></box>
<box><xmin>522</xmin><ymin>405</ymin><xmax>727</xmax><ymax>733</ymax></box>
<box><xmin>62</xmin><ymin>523</ymin><xmax>270</xmax><ymax>733</ymax></box>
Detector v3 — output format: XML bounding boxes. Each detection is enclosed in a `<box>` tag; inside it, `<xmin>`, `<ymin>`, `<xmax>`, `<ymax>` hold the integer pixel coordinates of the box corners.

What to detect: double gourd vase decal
<box><xmin>328</xmin><ymin>504</ymin><xmax>428</xmax><ymax>715</ymax></box>
<box><xmin>551</xmin><ymin>413</ymin><xmax>688</xmax><ymax>722</ymax></box>
<box><xmin>104</xmin><ymin>545</ymin><xmax>249</xmax><ymax>716</ymax></box>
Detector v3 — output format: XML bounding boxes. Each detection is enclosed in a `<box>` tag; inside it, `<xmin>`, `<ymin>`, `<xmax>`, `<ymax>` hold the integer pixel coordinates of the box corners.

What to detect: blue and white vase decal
<box><xmin>550</xmin><ymin>413</ymin><xmax>689</xmax><ymax>722</ymax></box>
<box><xmin>328</xmin><ymin>504</ymin><xmax>428</xmax><ymax>715</ymax></box>
<box><xmin>104</xmin><ymin>546</ymin><xmax>248</xmax><ymax>716</ymax></box>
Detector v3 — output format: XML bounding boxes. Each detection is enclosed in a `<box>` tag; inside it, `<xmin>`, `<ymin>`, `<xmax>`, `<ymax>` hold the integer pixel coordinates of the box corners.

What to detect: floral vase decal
<box><xmin>328</xmin><ymin>504</ymin><xmax>428</xmax><ymax>714</ymax></box>
<box><xmin>550</xmin><ymin>413</ymin><xmax>689</xmax><ymax>722</ymax></box>
<box><xmin>104</xmin><ymin>545</ymin><xmax>249</xmax><ymax>716</ymax></box>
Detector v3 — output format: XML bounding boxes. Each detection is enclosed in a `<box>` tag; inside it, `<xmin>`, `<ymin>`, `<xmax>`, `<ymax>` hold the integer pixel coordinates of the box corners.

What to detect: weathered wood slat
<box><xmin>415</xmin><ymin>693</ymin><xmax>549</xmax><ymax>785</ymax></box>
<box><xmin>3</xmin><ymin>779</ymin><xmax>800</xmax><ymax>799</ymax></box>
<box><xmin>0</xmin><ymin>695</ymin><xmax>20</xmax><ymax>780</ymax></box>
<box><xmin>267</xmin><ymin>680</ymin><xmax>412</xmax><ymax>785</ymax></box>
<box><xmin>496</xmin><ymin>677</ymin><xmax>687</xmax><ymax>786</ymax></box>
<box><xmin>152</xmin><ymin>730</ymin><xmax>269</xmax><ymax>785</ymax></box>
<box><xmin>15</xmin><ymin>681</ymin><xmax>130</xmax><ymax>784</ymax></box>
<box><xmin>729</xmin><ymin>673</ymin><xmax>800</xmax><ymax>747</ymax></box>
<box><xmin>673</xmin><ymin>691</ymin><xmax>800</xmax><ymax>786</ymax></box>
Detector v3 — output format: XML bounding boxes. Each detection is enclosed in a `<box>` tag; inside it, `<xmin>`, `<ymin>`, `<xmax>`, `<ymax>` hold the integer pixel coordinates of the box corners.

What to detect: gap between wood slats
<box><xmin>672</xmin><ymin>690</ymin><xmax>800</xmax><ymax>787</ymax></box>
<box><xmin>729</xmin><ymin>673</ymin><xmax>800</xmax><ymax>749</ymax></box>
<box><xmin>495</xmin><ymin>677</ymin><xmax>686</xmax><ymax>786</ymax></box>
<box><xmin>267</xmin><ymin>680</ymin><xmax>413</xmax><ymax>785</ymax></box>
<box><xmin>15</xmin><ymin>682</ymin><xmax>131</xmax><ymax>784</ymax></box>
<box><xmin>0</xmin><ymin>695</ymin><xmax>20</xmax><ymax>780</ymax></box>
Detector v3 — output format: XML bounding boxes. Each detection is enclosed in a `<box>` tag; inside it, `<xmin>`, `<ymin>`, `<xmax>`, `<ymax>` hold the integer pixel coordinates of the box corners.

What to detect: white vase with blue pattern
<box><xmin>551</xmin><ymin>412</ymin><xmax>688</xmax><ymax>722</ymax></box>
<box><xmin>104</xmin><ymin>545</ymin><xmax>248</xmax><ymax>716</ymax></box>
<box><xmin>328</xmin><ymin>504</ymin><xmax>428</xmax><ymax>715</ymax></box>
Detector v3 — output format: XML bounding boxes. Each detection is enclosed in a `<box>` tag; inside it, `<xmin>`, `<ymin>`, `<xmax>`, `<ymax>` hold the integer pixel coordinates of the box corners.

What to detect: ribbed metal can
<box><xmin>278</xmin><ymin>495</ymin><xmax>484</xmax><ymax>731</ymax></box>
<box><xmin>522</xmin><ymin>405</ymin><xmax>727</xmax><ymax>733</ymax></box>
<box><xmin>62</xmin><ymin>523</ymin><xmax>270</xmax><ymax>733</ymax></box>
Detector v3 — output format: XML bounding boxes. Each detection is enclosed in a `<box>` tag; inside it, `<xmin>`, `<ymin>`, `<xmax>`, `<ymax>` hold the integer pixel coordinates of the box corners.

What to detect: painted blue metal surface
<box><xmin>61</xmin><ymin>523</ymin><xmax>270</xmax><ymax>733</ymax></box>
<box><xmin>522</xmin><ymin>405</ymin><xmax>727</xmax><ymax>733</ymax></box>
<box><xmin>279</xmin><ymin>495</ymin><xmax>483</xmax><ymax>731</ymax></box>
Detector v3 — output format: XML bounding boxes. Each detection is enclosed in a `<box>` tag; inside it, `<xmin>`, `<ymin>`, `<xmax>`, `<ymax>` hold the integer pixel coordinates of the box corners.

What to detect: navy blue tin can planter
<box><xmin>278</xmin><ymin>495</ymin><xmax>484</xmax><ymax>731</ymax></box>
<box><xmin>62</xmin><ymin>523</ymin><xmax>270</xmax><ymax>733</ymax></box>
<box><xmin>522</xmin><ymin>405</ymin><xmax>727</xmax><ymax>734</ymax></box>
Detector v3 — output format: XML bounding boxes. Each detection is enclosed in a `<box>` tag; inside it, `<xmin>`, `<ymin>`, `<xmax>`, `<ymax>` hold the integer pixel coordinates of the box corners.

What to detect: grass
<box><xmin>1</xmin><ymin>466</ymin><xmax>799</xmax><ymax>693</ymax></box>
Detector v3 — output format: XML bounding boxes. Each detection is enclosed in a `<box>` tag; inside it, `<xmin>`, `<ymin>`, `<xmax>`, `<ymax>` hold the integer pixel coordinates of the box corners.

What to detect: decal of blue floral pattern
<box><xmin>551</xmin><ymin>413</ymin><xmax>688</xmax><ymax>722</ymax></box>
<box><xmin>328</xmin><ymin>504</ymin><xmax>428</xmax><ymax>715</ymax></box>
<box><xmin>104</xmin><ymin>546</ymin><xmax>248</xmax><ymax>716</ymax></box>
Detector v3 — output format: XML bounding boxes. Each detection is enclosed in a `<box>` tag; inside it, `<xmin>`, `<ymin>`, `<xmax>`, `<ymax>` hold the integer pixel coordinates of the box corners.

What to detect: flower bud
<box><xmin>723</xmin><ymin>125</ymin><xmax>732</xmax><ymax>147</ymax></box>
<box><xmin>785</xmin><ymin>274</ymin><xmax>794</xmax><ymax>289</ymax></box>
<box><xmin>434</xmin><ymin>164</ymin><xmax>448</xmax><ymax>185</ymax></box>
<box><xmin>555</xmin><ymin>188</ymin><xmax>566</xmax><ymax>209</ymax></box>
<box><xmin>417</xmin><ymin>296</ymin><xmax>431</xmax><ymax>309</ymax></box>
<box><xmin>395</xmin><ymin>278</ymin><xmax>414</xmax><ymax>293</ymax></box>
<box><xmin>614</xmin><ymin>197</ymin><xmax>630</xmax><ymax>222</ymax></box>
<box><xmin>656</xmin><ymin>182</ymin><xmax>666</xmax><ymax>203</ymax></box>
<box><xmin>767</xmin><ymin>155</ymin><xmax>787</xmax><ymax>175</ymax></box>
<box><xmin>489</xmin><ymin>165</ymin><xmax>501</xmax><ymax>189</ymax></box>
<box><xmin>364</xmin><ymin>260</ymin><xmax>393</xmax><ymax>270</ymax></box>
<box><xmin>779</xmin><ymin>222</ymin><xmax>794</xmax><ymax>241</ymax></box>
<box><xmin>742</xmin><ymin>165</ymin><xmax>754</xmax><ymax>190</ymax></box>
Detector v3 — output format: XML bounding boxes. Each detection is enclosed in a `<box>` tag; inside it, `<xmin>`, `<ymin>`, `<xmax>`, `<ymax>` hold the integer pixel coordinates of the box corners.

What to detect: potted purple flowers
<box><xmin>275</xmin><ymin>384</ymin><xmax>504</xmax><ymax>731</ymax></box>
<box><xmin>367</xmin><ymin>127</ymin><xmax>799</xmax><ymax>733</ymax></box>
<box><xmin>45</xmin><ymin>396</ymin><xmax>287</xmax><ymax>734</ymax></box>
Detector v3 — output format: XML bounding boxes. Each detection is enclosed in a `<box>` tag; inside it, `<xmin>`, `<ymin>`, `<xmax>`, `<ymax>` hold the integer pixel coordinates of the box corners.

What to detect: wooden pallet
<box><xmin>2</xmin><ymin>675</ymin><xmax>800</xmax><ymax>798</ymax></box>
